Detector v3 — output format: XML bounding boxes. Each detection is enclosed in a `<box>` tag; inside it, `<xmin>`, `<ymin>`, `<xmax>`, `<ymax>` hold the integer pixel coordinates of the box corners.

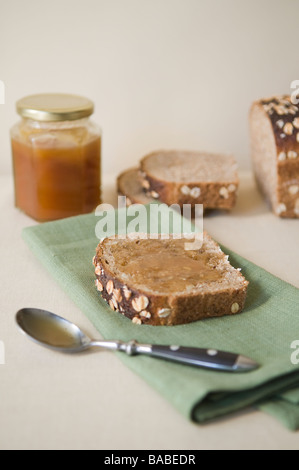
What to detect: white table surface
<box><xmin>0</xmin><ymin>171</ymin><xmax>299</xmax><ymax>450</ymax></box>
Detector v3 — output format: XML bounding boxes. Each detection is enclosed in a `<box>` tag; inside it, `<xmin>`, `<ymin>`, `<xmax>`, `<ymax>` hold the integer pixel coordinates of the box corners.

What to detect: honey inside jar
<box><xmin>11</xmin><ymin>94</ymin><xmax>101</xmax><ymax>222</ymax></box>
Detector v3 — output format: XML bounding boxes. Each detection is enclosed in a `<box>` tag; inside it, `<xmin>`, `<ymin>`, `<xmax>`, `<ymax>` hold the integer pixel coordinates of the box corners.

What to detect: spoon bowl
<box><xmin>16</xmin><ymin>308</ymin><xmax>91</xmax><ymax>352</ymax></box>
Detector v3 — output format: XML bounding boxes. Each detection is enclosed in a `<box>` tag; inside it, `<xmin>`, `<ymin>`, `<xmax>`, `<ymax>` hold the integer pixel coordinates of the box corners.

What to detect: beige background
<box><xmin>0</xmin><ymin>0</ymin><xmax>299</xmax><ymax>177</ymax></box>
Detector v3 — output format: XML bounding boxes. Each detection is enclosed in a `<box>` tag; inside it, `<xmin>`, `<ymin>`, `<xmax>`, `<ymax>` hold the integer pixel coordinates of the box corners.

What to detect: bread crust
<box><xmin>250</xmin><ymin>95</ymin><xmax>299</xmax><ymax>218</ymax></box>
<box><xmin>93</xmin><ymin>233</ymin><xmax>248</xmax><ymax>326</ymax></box>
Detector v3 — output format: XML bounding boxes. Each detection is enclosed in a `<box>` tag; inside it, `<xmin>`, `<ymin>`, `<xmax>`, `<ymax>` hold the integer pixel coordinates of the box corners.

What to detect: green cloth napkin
<box><xmin>22</xmin><ymin>204</ymin><xmax>299</xmax><ymax>431</ymax></box>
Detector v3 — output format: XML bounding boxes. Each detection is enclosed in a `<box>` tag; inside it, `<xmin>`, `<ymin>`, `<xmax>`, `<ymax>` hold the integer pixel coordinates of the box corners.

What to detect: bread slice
<box><xmin>117</xmin><ymin>168</ymin><xmax>155</xmax><ymax>206</ymax></box>
<box><xmin>93</xmin><ymin>232</ymin><xmax>248</xmax><ymax>326</ymax></box>
<box><xmin>139</xmin><ymin>150</ymin><xmax>239</xmax><ymax>209</ymax></box>
<box><xmin>117</xmin><ymin>167</ymin><xmax>206</xmax><ymax>218</ymax></box>
<box><xmin>249</xmin><ymin>95</ymin><xmax>299</xmax><ymax>218</ymax></box>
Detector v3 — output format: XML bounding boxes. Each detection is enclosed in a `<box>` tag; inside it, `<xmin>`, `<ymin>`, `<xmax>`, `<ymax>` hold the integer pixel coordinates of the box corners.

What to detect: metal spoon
<box><xmin>15</xmin><ymin>308</ymin><xmax>259</xmax><ymax>372</ymax></box>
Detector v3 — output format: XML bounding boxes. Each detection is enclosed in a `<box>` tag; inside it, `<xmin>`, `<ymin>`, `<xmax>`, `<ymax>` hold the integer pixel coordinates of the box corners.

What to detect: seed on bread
<box><xmin>132</xmin><ymin>295</ymin><xmax>149</xmax><ymax>312</ymax></box>
<box><xmin>111</xmin><ymin>296</ymin><xmax>119</xmax><ymax>310</ymax></box>
<box><xmin>278</xmin><ymin>152</ymin><xmax>286</xmax><ymax>161</ymax></box>
<box><xmin>95</xmin><ymin>265</ymin><xmax>102</xmax><ymax>276</ymax></box>
<box><xmin>276</xmin><ymin>203</ymin><xmax>287</xmax><ymax>215</ymax></box>
<box><xmin>106</xmin><ymin>280</ymin><xmax>114</xmax><ymax>295</ymax></box>
<box><xmin>283</xmin><ymin>122</ymin><xmax>293</xmax><ymax>135</ymax></box>
<box><xmin>275</xmin><ymin>105</ymin><xmax>288</xmax><ymax>115</ymax></box>
<box><xmin>113</xmin><ymin>288</ymin><xmax>122</xmax><ymax>303</ymax></box>
<box><xmin>190</xmin><ymin>187</ymin><xmax>201</xmax><ymax>198</ymax></box>
<box><xmin>123</xmin><ymin>285</ymin><xmax>132</xmax><ymax>300</ymax></box>
<box><xmin>132</xmin><ymin>316</ymin><xmax>142</xmax><ymax>325</ymax></box>
<box><xmin>141</xmin><ymin>179</ymin><xmax>150</xmax><ymax>190</ymax></box>
<box><xmin>180</xmin><ymin>185</ymin><xmax>190</xmax><ymax>195</ymax></box>
<box><xmin>157</xmin><ymin>308</ymin><xmax>171</xmax><ymax>318</ymax></box>
<box><xmin>231</xmin><ymin>302</ymin><xmax>240</xmax><ymax>314</ymax></box>
<box><xmin>95</xmin><ymin>279</ymin><xmax>104</xmax><ymax>292</ymax></box>
<box><xmin>219</xmin><ymin>187</ymin><xmax>229</xmax><ymax>199</ymax></box>
<box><xmin>288</xmin><ymin>151</ymin><xmax>297</xmax><ymax>159</ymax></box>
<box><xmin>140</xmin><ymin>310</ymin><xmax>151</xmax><ymax>319</ymax></box>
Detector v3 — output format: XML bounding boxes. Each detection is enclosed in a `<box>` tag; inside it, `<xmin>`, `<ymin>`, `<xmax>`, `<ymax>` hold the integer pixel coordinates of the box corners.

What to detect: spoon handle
<box><xmin>120</xmin><ymin>341</ymin><xmax>258</xmax><ymax>372</ymax></box>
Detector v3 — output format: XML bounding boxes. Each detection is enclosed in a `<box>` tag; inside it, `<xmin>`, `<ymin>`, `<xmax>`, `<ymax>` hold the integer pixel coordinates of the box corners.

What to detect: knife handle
<box><xmin>130</xmin><ymin>343</ymin><xmax>258</xmax><ymax>372</ymax></box>
<box><xmin>150</xmin><ymin>344</ymin><xmax>239</xmax><ymax>371</ymax></box>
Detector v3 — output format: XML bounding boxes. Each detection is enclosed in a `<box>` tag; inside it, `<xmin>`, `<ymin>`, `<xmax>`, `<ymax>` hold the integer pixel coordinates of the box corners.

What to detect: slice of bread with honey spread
<box><xmin>93</xmin><ymin>232</ymin><xmax>248</xmax><ymax>326</ymax></box>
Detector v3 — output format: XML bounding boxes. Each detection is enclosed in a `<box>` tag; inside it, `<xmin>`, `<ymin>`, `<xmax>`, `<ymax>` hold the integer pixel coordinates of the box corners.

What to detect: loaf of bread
<box><xmin>249</xmin><ymin>95</ymin><xmax>299</xmax><ymax>218</ymax></box>
<box><xmin>138</xmin><ymin>150</ymin><xmax>239</xmax><ymax>209</ymax></box>
<box><xmin>93</xmin><ymin>232</ymin><xmax>248</xmax><ymax>326</ymax></box>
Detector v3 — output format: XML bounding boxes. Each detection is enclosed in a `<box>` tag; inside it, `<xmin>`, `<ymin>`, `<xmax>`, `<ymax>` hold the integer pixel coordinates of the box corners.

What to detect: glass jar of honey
<box><xmin>11</xmin><ymin>93</ymin><xmax>101</xmax><ymax>222</ymax></box>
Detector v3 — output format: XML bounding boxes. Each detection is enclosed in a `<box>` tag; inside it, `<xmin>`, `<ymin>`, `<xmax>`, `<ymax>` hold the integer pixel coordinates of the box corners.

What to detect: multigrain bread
<box><xmin>93</xmin><ymin>232</ymin><xmax>248</xmax><ymax>326</ymax></box>
<box><xmin>139</xmin><ymin>150</ymin><xmax>239</xmax><ymax>210</ymax></box>
<box><xmin>117</xmin><ymin>167</ymin><xmax>155</xmax><ymax>206</ymax></box>
<box><xmin>117</xmin><ymin>167</ymin><xmax>205</xmax><ymax>218</ymax></box>
<box><xmin>249</xmin><ymin>95</ymin><xmax>299</xmax><ymax>218</ymax></box>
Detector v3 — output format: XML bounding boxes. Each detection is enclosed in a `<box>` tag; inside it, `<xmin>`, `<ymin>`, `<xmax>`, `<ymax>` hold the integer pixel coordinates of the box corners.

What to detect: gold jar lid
<box><xmin>16</xmin><ymin>93</ymin><xmax>94</xmax><ymax>122</ymax></box>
